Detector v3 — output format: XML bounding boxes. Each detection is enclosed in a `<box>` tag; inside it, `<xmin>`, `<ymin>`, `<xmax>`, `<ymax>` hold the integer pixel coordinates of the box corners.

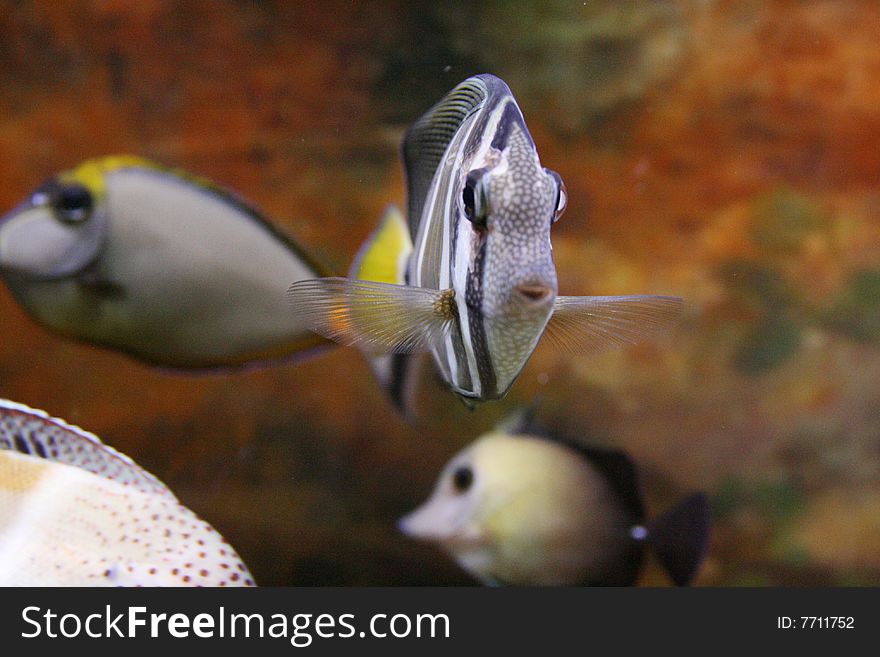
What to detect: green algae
<box><xmin>821</xmin><ymin>269</ymin><xmax>880</xmax><ymax>343</ymax></box>
<box><xmin>733</xmin><ymin>313</ymin><xmax>802</xmax><ymax>375</ymax></box>
<box><xmin>750</xmin><ymin>187</ymin><xmax>826</xmax><ymax>254</ymax></box>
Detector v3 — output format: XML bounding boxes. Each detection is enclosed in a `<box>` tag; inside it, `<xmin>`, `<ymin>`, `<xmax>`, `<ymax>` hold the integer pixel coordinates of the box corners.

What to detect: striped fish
<box><xmin>287</xmin><ymin>74</ymin><xmax>683</xmax><ymax>407</ymax></box>
<box><xmin>0</xmin><ymin>399</ymin><xmax>254</xmax><ymax>586</ymax></box>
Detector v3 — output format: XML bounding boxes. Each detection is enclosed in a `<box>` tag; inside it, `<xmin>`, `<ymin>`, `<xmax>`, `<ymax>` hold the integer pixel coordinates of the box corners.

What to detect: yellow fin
<box><xmin>349</xmin><ymin>205</ymin><xmax>412</xmax><ymax>284</ymax></box>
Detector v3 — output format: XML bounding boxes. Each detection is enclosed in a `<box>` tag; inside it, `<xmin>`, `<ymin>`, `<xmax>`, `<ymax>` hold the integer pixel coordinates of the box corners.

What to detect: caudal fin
<box><xmin>648</xmin><ymin>493</ymin><xmax>711</xmax><ymax>586</ymax></box>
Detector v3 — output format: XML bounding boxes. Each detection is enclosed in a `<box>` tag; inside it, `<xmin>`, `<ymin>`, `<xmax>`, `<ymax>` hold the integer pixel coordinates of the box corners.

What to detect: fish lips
<box><xmin>398</xmin><ymin>496</ymin><xmax>482</xmax><ymax>546</ymax></box>
<box><xmin>0</xmin><ymin>204</ymin><xmax>106</xmax><ymax>280</ymax></box>
<box><xmin>398</xmin><ymin>503</ymin><xmax>449</xmax><ymax>542</ymax></box>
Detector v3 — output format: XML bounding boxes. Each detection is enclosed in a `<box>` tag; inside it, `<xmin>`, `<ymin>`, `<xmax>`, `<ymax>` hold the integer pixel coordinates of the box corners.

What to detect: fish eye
<box><xmin>462</xmin><ymin>168</ymin><xmax>489</xmax><ymax>226</ymax></box>
<box><xmin>554</xmin><ymin>181</ymin><xmax>567</xmax><ymax>221</ymax></box>
<box><xmin>545</xmin><ymin>169</ymin><xmax>567</xmax><ymax>223</ymax></box>
<box><xmin>53</xmin><ymin>183</ymin><xmax>93</xmax><ymax>224</ymax></box>
<box><xmin>462</xmin><ymin>185</ymin><xmax>477</xmax><ymax>219</ymax></box>
<box><xmin>451</xmin><ymin>465</ymin><xmax>474</xmax><ymax>494</ymax></box>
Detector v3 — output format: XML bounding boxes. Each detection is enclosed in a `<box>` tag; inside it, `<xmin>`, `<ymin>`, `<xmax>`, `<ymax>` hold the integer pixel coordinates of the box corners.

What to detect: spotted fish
<box><xmin>287</xmin><ymin>74</ymin><xmax>682</xmax><ymax>407</ymax></box>
<box><xmin>0</xmin><ymin>399</ymin><xmax>254</xmax><ymax>586</ymax></box>
<box><xmin>0</xmin><ymin>157</ymin><xmax>330</xmax><ymax>368</ymax></box>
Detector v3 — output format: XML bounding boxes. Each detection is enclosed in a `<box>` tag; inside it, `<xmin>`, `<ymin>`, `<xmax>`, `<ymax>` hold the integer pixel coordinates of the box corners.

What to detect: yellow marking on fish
<box><xmin>353</xmin><ymin>206</ymin><xmax>411</xmax><ymax>285</ymax></box>
<box><xmin>0</xmin><ymin>452</ymin><xmax>50</xmax><ymax>494</ymax></box>
<box><xmin>54</xmin><ymin>155</ymin><xmax>333</xmax><ymax>280</ymax></box>
<box><xmin>58</xmin><ymin>156</ymin><xmax>150</xmax><ymax>200</ymax></box>
<box><xmin>355</xmin><ymin>223</ymin><xmax>406</xmax><ymax>284</ymax></box>
<box><xmin>59</xmin><ymin>155</ymin><xmax>231</xmax><ymax>206</ymax></box>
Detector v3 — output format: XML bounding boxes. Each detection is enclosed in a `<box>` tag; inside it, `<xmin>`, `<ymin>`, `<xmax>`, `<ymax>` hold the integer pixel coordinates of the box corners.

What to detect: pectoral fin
<box><xmin>545</xmin><ymin>295</ymin><xmax>683</xmax><ymax>353</ymax></box>
<box><xmin>286</xmin><ymin>278</ymin><xmax>455</xmax><ymax>353</ymax></box>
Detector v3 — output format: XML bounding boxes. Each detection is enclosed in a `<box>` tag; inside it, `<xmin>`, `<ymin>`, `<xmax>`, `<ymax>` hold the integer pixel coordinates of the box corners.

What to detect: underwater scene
<box><xmin>1</xmin><ymin>1</ymin><xmax>879</xmax><ymax>586</ymax></box>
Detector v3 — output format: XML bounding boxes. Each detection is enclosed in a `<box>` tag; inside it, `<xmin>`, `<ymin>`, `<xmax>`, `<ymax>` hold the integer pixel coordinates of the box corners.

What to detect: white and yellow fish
<box><xmin>288</xmin><ymin>74</ymin><xmax>682</xmax><ymax>407</ymax></box>
<box><xmin>0</xmin><ymin>399</ymin><xmax>253</xmax><ymax>586</ymax></box>
<box><xmin>399</xmin><ymin>410</ymin><xmax>710</xmax><ymax>586</ymax></box>
<box><xmin>0</xmin><ymin>157</ymin><xmax>329</xmax><ymax>368</ymax></box>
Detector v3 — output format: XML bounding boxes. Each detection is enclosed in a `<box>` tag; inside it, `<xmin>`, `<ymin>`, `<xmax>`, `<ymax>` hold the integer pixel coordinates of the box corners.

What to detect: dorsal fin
<box><xmin>572</xmin><ymin>443</ymin><xmax>646</xmax><ymax>521</ymax></box>
<box><xmin>349</xmin><ymin>204</ymin><xmax>412</xmax><ymax>285</ymax></box>
<box><xmin>69</xmin><ymin>156</ymin><xmax>334</xmax><ymax>278</ymax></box>
<box><xmin>402</xmin><ymin>75</ymin><xmax>489</xmax><ymax>239</ymax></box>
<box><xmin>0</xmin><ymin>399</ymin><xmax>171</xmax><ymax>497</ymax></box>
<box><xmin>494</xmin><ymin>403</ymin><xmax>544</xmax><ymax>436</ymax></box>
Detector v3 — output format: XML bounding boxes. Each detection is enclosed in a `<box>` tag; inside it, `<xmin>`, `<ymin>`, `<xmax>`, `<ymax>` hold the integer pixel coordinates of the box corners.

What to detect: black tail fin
<box><xmin>647</xmin><ymin>493</ymin><xmax>711</xmax><ymax>586</ymax></box>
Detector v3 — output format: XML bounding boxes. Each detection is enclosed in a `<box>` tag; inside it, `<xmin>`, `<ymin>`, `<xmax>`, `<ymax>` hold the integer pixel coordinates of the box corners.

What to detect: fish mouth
<box><xmin>514</xmin><ymin>283</ymin><xmax>552</xmax><ymax>303</ymax></box>
<box><xmin>0</xmin><ymin>205</ymin><xmax>106</xmax><ymax>280</ymax></box>
<box><xmin>398</xmin><ymin>494</ymin><xmax>481</xmax><ymax>545</ymax></box>
<box><xmin>398</xmin><ymin>509</ymin><xmax>485</xmax><ymax>551</ymax></box>
<box><xmin>397</xmin><ymin>513</ymin><xmax>424</xmax><ymax>539</ymax></box>
<box><xmin>398</xmin><ymin>508</ymin><xmax>449</xmax><ymax>542</ymax></box>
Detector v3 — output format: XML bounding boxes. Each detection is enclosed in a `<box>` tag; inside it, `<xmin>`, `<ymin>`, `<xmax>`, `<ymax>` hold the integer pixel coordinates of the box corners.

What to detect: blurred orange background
<box><xmin>1</xmin><ymin>1</ymin><xmax>879</xmax><ymax>585</ymax></box>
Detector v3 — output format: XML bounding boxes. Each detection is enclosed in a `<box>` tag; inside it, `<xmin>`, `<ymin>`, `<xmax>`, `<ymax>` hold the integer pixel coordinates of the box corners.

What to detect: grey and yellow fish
<box><xmin>0</xmin><ymin>399</ymin><xmax>253</xmax><ymax>586</ymax></box>
<box><xmin>0</xmin><ymin>156</ymin><xmax>329</xmax><ymax>368</ymax></box>
<box><xmin>287</xmin><ymin>74</ymin><xmax>683</xmax><ymax>407</ymax></box>
<box><xmin>399</xmin><ymin>410</ymin><xmax>710</xmax><ymax>586</ymax></box>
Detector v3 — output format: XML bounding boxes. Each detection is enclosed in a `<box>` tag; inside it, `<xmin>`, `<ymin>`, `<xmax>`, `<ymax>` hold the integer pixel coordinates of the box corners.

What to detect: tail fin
<box><xmin>648</xmin><ymin>493</ymin><xmax>711</xmax><ymax>586</ymax></box>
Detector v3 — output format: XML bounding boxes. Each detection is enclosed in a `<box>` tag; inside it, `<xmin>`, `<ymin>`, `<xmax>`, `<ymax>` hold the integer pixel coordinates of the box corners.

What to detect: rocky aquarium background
<box><xmin>1</xmin><ymin>0</ymin><xmax>879</xmax><ymax>586</ymax></box>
